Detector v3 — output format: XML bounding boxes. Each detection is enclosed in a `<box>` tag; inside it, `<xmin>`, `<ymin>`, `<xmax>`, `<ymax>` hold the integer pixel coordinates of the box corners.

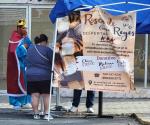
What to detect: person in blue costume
<box><xmin>8</xmin><ymin>19</ymin><xmax>31</xmax><ymax>110</ymax></box>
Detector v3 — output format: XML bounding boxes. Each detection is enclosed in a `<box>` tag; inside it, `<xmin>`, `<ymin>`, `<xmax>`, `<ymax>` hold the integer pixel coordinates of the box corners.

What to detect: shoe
<box><xmin>22</xmin><ymin>103</ymin><xmax>32</xmax><ymax>109</ymax></box>
<box><xmin>39</xmin><ymin>111</ymin><xmax>44</xmax><ymax>116</ymax></box>
<box><xmin>87</xmin><ymin>107</ymin><xmax>94</xmax><ymax>113</ymax></box>
<box><xmin>68</xmin><ymin>106</ymin><xmax>78</xmax><ymax>112</ymax></box>
<box><xmin>33</xmin><ymin>114</ymin><xmax>40</xmax><ymax>120</ymax></box>
<box><xmin>43</xmin><ymin>114</ymin><xmax>53</xmax><ymax>120</ymax></box>
<box><xmin>13</xmin><ymin>105</ymin><xmax>21</xmax><ymax>110</ymax></box>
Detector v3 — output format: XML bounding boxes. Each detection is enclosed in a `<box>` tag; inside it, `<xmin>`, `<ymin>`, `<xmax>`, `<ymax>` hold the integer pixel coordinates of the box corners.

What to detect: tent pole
<box><xmin>77</xmin><ymin>2</ymin><xmax>150</xmax><ymax>14</ymax></box>
<box><xmin>101</xmin><ymin>7</ymin><xmax>125</xmax><ymax>13</ymax></box>
<box><xmin>76</xmin><ymin>6</ymin><xmax>125</xmax><ymax>13</ymax></box>
<box><xmin>144</xmin><ymin>34</ymin><xmax>149</xmax><ymax>88</ymax></box>
<box><xmin>99</xmin><ymin>2</ymin><xmax>126</xmax><ymax>7</ymax></box>
<box><xmin>130</xmin><ymin>8</ymin><xmax>150</xmax><ymax>13</ymax></box>
<box><xmin>76</xmin><ymin>2</ymin><xmax>126</xmax><ymax>13</ymax></box>
<box><xmin>128</xmin><ymin>2</ymin><xmax>150</xmax><ymax>7</ymax></box>
<box><xmin>47</xmin><ymin>19</ymin><xmax>58</xmax><ymax>121</ymax></box>
<box><xmin>56</xmin><ymin>87</ymin><xmax>60</xmax><ymax>107</ymax></box>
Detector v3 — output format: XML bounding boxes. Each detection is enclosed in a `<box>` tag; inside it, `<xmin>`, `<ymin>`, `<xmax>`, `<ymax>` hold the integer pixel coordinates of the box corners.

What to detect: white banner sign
<box><xmin>76</xmin><ymin>56</ymin><xmax>129</xmax><ymax>72</ymax></box>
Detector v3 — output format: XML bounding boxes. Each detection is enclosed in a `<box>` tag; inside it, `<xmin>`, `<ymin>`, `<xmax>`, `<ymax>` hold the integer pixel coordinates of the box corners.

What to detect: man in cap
<box><xmin>7</xmin><ymin>19</ymin><xmax>31</xmax><ymax>110</ymax></box>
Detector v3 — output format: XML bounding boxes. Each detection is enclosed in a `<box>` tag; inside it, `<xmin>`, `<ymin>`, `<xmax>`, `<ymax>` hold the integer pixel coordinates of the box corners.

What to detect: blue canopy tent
<box><xmin>49</xmin><ymin>0</ymin><xmax>150</xmax><ymax>34</ymax></box>
<box><xmin>49</xmin><ymin>0</ymin><xmax>150</xmax><ymax>118</ymax></box>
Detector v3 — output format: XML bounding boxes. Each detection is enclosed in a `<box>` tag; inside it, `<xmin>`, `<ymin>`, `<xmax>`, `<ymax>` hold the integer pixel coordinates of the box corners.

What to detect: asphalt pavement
<box><xmin>0</xmin><ymin>95</ymin><xmax>150</xmax><ymax>125</ymax></box>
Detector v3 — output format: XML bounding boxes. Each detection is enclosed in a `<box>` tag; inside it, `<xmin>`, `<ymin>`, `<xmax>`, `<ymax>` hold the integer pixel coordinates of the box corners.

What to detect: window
<box><xmin>31</xmin><ymin>8</ymin><xmax>55</xmax><ymax>48</ymax></box>
<box><xmin>0</xmin><ymin>8</ymin><xmax>26</xmax><ymax>89</ymax></box>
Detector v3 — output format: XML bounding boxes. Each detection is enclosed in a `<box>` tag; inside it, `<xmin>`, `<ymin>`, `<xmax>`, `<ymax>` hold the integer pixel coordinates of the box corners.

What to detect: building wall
<box><xmin>0</xmin><ymin>1</ymin><xmax>55</xmax><ymax>90</ymax></box>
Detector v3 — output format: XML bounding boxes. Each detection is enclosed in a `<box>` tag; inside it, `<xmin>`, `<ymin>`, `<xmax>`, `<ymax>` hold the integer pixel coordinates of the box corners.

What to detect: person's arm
<box><xmin>16</xmin><ymin>44</ymin><xmax>27</xmax><ymax>59</ymax></box>
<box><xmin>23</xmin><ymin>36</ymin><xmax>32</xmax><ymax>49</ymax></box>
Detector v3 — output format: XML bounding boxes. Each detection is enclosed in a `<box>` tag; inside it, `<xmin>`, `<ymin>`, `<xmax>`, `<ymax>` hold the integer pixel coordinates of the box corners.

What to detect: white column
<box><xmin>144</xmin><ymin>34</ymin><xmax>149</xmax><ymax>88</ymax></box>
<box><xmin>28</xmin><ymin>6</ymin><xmax>32</xmax><ymax>38</ymax></box>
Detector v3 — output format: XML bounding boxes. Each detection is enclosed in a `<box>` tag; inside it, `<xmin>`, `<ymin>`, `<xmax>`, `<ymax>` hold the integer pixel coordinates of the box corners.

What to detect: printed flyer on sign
<box><xmin>53</xmin><ymin>11</ymin><xmax>84</xmax><ymax>89</ymax></box>
<box><xmin>53</xmin><ymin>8</ymin><xmax>136</xmax><ymax>92</ymax></box>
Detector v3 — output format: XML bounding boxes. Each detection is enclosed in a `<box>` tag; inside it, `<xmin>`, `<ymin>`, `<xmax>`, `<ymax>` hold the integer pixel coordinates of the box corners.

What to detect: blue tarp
<box><xmin>49</xmin><ymin>0</ymin><xmax>150</xmax><ymax>34</ymax></box>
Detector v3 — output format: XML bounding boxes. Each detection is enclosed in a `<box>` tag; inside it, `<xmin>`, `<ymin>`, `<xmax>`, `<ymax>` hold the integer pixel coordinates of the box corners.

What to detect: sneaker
<box><xmin>43</xmin><ymin>114</ymin><xmax>53</xmax><ymax>120</ymax></box>
<box><xmin>13</xmin><ymin>105</ymin><xmax>21</xmax><ymax>110</ymax></box>
<box><xmin>33</xmin><ymin>114</ymin><xmax>40</xmax><ymax>120</ymax></box>
<box><xmin>68</xmin><ymin>106</ymin><xmax>78</xmax><ymax>112</ymax></box>
<box><xmin>39</xmin><ymin>111</ymin><xmax>44</xmax><ymax>116</ymax></box>
<box><xmin>22</xmin><ymin>103</ymin><xmax>32</xmax><ymax>109</ymax></box>
<box><xmin>87</xmin><ymin>107</ymin><xmax>94</xmax><ymax>113</ymax></box>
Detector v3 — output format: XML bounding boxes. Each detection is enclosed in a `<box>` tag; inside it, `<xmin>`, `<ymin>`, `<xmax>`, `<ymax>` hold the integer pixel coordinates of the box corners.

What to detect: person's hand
<box><xmin>24</xmin><ymin>43</ymin><xmax>28</xmax><ymax>49</ymax></box>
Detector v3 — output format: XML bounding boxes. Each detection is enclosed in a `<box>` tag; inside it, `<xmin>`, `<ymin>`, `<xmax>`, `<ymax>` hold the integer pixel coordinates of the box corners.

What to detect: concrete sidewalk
<box><xmin>0</xmin><ymin>96</ymin><xmax>150</xmax><ymax>124</ymax></box>
<box><xmin>60</xmin><ymin>97</ymin><xmax>150</xmax><ymax>124</ymax></box>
